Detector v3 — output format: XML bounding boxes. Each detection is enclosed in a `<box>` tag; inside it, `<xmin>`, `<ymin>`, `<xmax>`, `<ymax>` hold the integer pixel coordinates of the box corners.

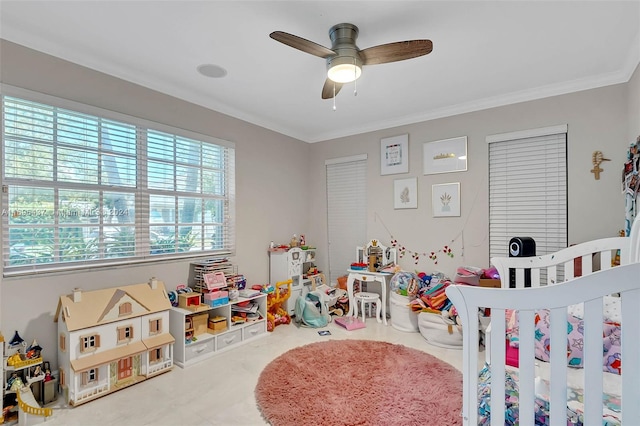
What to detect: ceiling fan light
<box><xmin>328</xmin><ymin>63</ymin><xmax>362</xmax><ymax>83</ymax></box>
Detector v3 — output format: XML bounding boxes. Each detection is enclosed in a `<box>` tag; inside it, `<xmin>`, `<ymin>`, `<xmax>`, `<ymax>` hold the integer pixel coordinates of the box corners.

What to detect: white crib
<box><xmin>446</xmin><ymin>217</ymin><xmax>640</xmax><ymax>425</ymax></box>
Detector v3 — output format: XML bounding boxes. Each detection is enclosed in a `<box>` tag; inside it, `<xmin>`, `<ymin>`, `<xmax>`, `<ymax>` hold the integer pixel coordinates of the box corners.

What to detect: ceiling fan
<box><xmin>270</xmin><ymin>23</ymin><xmax>433</xmax><ymax>99</ymax></box>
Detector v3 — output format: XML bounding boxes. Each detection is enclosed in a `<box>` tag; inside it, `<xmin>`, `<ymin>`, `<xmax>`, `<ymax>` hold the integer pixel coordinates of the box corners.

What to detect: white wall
<box><xmin>629</xmin><ymin>65</ymin><xmax>640</xmax><ymax>144</ymax></box>
<box><xmin>309</xmin><ymin>74</ymin><xmax>637</xmax><ymax>280</ymax></box>
<box><xmin>0</xmin><ymin>39</ymin><xmax>638</xmax><ymax>369</ymax></box>
<box><xmin>0</xmin><ymin>40</ymin><xmax>312</xmax><ymax>367</ymax></box>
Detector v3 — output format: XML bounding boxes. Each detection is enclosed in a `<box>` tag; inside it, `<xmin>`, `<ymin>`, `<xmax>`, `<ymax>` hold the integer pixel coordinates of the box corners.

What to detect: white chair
<box><xmin>353</xmin><ymin>291</ymin><xmax>382</xmax><ymax>323</ymax></box>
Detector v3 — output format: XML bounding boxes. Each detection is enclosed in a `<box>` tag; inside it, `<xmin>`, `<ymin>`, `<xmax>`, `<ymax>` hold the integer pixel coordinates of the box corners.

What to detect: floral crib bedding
<box><xmin>477</xmin><ymin>364</ymin><xmax>621</xmax><ymax>425</ymax></box>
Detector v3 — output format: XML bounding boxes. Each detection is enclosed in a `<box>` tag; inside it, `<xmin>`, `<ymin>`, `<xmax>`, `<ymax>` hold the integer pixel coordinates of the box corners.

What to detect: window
<box><xmin>59</xmin><ymin>334</ymin><xmax>66</xmax><ymax>352</ymax></box>
<box><xmin>119</xmin><ymin>302</ymin><xmax>132</xmax><ymax>316</ymax></box>
<box><xmin>488</xmin><ymin>125</ymin><xmax>568</xmax><ymax>268</ymax></box>
<box><xmin>81</xmin><ymin>368</ymin><xmax>99</xmax><ymax>385</ymax></box>
<box><xmin>80</xmin><ymin>333</ymin><xmax>100</xmax><ymax>353</ymax></box>
<box><xmin>117</xmin><ymin>325</ymin><xmax>133</xmax><ymax>343</ymax></box>
<box><xmin>325</xmin><ymin>155</ymin><xmax>367</xmax><ymax>284</ymax></box>
<box><xmin>150</xmin><ymin>348</ymin><xmax>162</xmax><ymax>363</ymax></box>
<box><xmin>149</xmin><ymin>318</ymin><xmax>162</xmax><ymax>334</ymax></box>
<box><xmin>1</xmin><ymin>89</ymin><xmax>236</xmax><ymax>276</ymax></box>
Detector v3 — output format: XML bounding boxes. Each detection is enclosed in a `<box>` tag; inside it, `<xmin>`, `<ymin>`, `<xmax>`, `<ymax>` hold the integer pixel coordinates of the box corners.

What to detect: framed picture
<box><xmin>394</xmin><ymin>177</ymin><xmax>418</xmax><ymax>209</ymax></box>
<box><xmin>432</xmin><ymin>182</ymin><xmax>460</xmax><ymax>217</ymax></box>
<box><xmin>381</xmin><ymin>134</ymin><xmax>409</xmax><ymax>175</ymax></box>
<box><xmin>423</xmin><ymin>136</ymin><xmax>467</xmax><ymax>175</ymax></box>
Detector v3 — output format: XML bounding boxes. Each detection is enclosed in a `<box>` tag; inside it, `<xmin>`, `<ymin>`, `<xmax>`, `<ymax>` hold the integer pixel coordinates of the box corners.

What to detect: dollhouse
<box><xmin>54</xmin><ymin>279</ymin><xmax>174</xmax><ymax>406</ymax></box>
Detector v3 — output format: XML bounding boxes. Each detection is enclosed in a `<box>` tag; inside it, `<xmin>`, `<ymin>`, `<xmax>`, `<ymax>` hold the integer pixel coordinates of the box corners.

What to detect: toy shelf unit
<box><xmin>269</xmin><ymin>247</ymin><xmax>318</xmax><ymax>316</ymax></box>
<box><xmin>169</xmin><ymin>293</ymin><xmax>267</xmax><ymax>368</ymax></box>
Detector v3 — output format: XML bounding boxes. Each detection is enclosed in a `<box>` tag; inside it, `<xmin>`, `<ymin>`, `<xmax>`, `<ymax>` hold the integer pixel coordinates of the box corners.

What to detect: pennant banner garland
<box><xmin>390</xmin><ymin>239</ymin><xmax>455</xmax><ymax>265</ymax></box>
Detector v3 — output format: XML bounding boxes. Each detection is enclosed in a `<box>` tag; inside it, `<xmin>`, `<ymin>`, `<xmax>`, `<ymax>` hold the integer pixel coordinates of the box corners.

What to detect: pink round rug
<box><xmin>255</xmin><ymin>339</ymin><xmax>462</xmax><ymax>425</ymax></box>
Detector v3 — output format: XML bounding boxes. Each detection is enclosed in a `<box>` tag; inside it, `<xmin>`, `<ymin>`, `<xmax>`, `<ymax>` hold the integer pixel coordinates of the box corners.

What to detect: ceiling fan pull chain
<box><xmin>354</xmin><ymin>57</ymin><xmax>358</xmax><ymax>96</ymax></box>
<box><xmin>333</xmin><ymin>83</ymin><xmax>337</xmax><ymax>111</ymax></box>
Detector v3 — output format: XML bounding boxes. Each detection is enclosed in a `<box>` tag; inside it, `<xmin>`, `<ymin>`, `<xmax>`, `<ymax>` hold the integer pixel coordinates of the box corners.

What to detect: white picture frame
<box><xmin>432</xmin><ymin>182</ymin><xmax>460</xmax><ymax>217</ymax></box>
<box><xmin>381</xmin><ymin>134</ymin><xmax>409</xmax><ymax>175</ymax></box>
<box><xmin>423</xmin><ymin>136</ymin><xmax>467</xmax><ymax>175</ymax></box>
<box><xmin>394</xmin><ymin>177</ymin><xmax>418</xmax><ymax>209</ymax></box>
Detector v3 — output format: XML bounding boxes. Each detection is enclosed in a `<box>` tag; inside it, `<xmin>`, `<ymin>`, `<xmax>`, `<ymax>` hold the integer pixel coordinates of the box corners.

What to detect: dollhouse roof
<box><xmin>54</xmin><ymin>281</ymin><xmax>171</xmax><ymax>332</ymax></box>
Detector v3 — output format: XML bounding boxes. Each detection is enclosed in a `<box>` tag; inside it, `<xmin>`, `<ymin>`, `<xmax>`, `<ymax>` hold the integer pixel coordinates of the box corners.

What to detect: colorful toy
<box><xmin>266</xmin><ymin>279</ymin><xmax>292</xmax><ymax>332</ymax></box>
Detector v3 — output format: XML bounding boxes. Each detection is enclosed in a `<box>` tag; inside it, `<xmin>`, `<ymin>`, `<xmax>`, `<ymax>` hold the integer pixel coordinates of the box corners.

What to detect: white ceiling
<box><xmin>1</xmin><ymin>1</ymin><xmax>639</xmax><ymax>143</ymax></box>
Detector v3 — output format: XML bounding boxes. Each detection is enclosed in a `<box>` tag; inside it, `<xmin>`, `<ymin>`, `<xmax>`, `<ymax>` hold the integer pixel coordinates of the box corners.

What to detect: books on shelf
<box><xmin>232</xmin><ymin>302</ymin><xmax>258</xmax><ymax>314</ymax></box>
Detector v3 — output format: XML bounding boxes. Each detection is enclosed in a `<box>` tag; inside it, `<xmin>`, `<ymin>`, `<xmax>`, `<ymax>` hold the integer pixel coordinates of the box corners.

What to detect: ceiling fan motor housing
<box><xmin>326</xmin><ymin>23</ymin><xmax>363</xmax><ymax>82</ymax></box>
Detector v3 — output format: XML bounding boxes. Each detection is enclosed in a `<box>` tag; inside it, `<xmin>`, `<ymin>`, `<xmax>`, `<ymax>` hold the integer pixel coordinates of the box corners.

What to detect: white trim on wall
<box><xmin>325</xmin><ymin>154</ymin><xmax>368</xmax><ymax>165</ymax></box>
<box><xmin>486</xmin><ymin>124</ymin><xmax>568</xmax><ymax>144</ymax></box>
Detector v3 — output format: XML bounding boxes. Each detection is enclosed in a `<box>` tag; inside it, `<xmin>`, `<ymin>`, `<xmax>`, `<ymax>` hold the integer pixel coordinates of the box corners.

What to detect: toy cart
<box><xmin>266</xmin><ymin>279</ymin><xmax>292</xmax><ymax>332</ymax></box>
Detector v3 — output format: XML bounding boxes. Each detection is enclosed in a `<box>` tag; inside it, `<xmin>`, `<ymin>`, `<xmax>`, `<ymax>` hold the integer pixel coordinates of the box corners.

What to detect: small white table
<box><xmin>345</xmin><ymin>269</ymin><xmax>392</xmax><ymax>325</ymax></box>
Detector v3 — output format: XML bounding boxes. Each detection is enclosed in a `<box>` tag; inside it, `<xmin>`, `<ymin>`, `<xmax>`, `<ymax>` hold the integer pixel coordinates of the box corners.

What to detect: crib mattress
<box><xmin>477</xmin><ymin>364</ymin><xmax>621</xmax><ymax>425</ymax></box>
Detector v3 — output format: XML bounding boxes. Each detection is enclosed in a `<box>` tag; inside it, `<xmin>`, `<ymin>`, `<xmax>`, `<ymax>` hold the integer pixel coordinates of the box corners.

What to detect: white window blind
<box><xmin>488</xmin><ymin>127</ymin><xmax>567</xmax><ymax>261</ymax></box>
<box><xmin>326</xmin><ymin>155</ymin><xmax>367</xmax><ymax>284</ymax></box>
<box><xmin>1</xmin><ymin>89</ymin><xmax>235</xmax><ymax>276</ymax></box>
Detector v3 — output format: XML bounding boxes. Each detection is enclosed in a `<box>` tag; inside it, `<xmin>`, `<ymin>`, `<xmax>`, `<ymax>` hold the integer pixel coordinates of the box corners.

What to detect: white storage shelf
<box><xmin>169</xmin><ymin>293</ymin><xmax>268</xmax><ymax>368</ymax></box>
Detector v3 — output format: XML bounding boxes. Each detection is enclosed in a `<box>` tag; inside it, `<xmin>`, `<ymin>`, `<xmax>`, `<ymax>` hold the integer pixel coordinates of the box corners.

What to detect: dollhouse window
<box><xmin>149</xmin><ymin>318</ymin><xmax>162</xmax><ymax>335</ymax></box>
<box><xmin>80</xmin><ymin>334</ymin><xmax>100</xmax><ymax>353</ymax></box>
<box><xmin>150</xmin><ymin>348</ymin><xmax>162</xmax><ymax>363</ymax></box>
<box><xmin>117</xmin><ymin>325</ymin><xmax>134</xmax><ymax>343</ymax></box>
<box><xmin>59</xmin><ymin>334</ymin><xmax>66</xmax><ymax>352</ymax></box>
<box><xmin>119</xmin><ymin>302</ymin><xmax>132</xmax><ymax>316</ymax></box>
<box><xmin>81</xmin><ymin>368</ymin><xmax>99</xmax><ymax>385</ymax></box>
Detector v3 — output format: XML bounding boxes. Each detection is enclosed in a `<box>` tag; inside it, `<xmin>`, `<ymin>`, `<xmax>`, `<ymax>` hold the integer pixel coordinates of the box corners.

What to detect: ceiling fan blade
<box><xmin>321</xmin><ymin>79</ymin><xmax>343</xmax><ymax>99</ymax></box>
<box><xmin>270</xmin><ymin>31</ymin><xmax>336</xmax><ymax>59</ymax></box>
<box><xmin>360</xmin><ymin>40</ymin><xmax>433</xmax><ymax>65</ymax></box>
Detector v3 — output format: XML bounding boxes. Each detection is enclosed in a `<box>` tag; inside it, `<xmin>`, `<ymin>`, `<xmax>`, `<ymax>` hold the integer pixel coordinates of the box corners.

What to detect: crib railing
<box><xmin>446</xmin><ymin>263</ymin><xmax>640</xmax><ymax>426</ymax></box>
<box><xmin>491</xmin><ymin>236</ymin><xmax>630</xmax><ymax>288</ymax></box>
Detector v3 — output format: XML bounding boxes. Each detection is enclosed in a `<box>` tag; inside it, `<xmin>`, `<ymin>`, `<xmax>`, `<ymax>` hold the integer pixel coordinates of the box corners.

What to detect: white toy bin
<box><xmin>389</xmin><ymin>291</ymin><xmax>419</xmax><ymax>332</ymax></box>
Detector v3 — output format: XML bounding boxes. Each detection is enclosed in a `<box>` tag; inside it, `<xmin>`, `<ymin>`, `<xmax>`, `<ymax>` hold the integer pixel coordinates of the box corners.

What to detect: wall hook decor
<box><xmin>591</xmin><ymin>150</ymin><xmax>610</xmax><ymax>180</ymax></box>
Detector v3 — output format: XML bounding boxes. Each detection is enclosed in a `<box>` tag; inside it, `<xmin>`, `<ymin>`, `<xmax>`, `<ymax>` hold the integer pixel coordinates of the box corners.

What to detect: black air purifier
<box><xmin>508</xmin><ymin>237</ymin><xmax>536</xmax><ymax>288</ymax></box>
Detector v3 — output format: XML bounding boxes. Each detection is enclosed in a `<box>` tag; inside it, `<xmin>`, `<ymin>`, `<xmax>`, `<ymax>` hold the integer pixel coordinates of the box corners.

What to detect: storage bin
<box><xmin>208</xmin><ymin>316</ymin><xmax>227</xmax><ymax>332</ymax></box>
<box><xmin>204</xmin><ymin>290</ymin><xmax>229</xmax><ymax>307</ymax></box>
<box><xmin>418</xmin><ymin>311</ymin><xmax>463</xmax><ymax>349</ymax></box>
<box><xmin>389</xmin><ymin>291</ymin><xmax>419</xmax><ymax>332</ymax></box>
<box><xmin>191</xmin><ymin>313</ymin><xmax>209</xmax><ymax>336</ymax></box>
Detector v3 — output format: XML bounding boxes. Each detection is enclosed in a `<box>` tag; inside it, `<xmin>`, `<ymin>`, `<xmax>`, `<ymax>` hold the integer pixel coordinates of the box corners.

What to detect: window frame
<box><xmin>116</xmin><ymin>325</ymin><xmax>134</xmax><ymax>343</ymax></box>
<box><xmin>149</xmin><ymin>317</ymin><xmax>162</xmax><ymax>335</ymax></box>
<box><xmin>81</xmin><ymin>368</ymin><xmax>99</xmax><ymax>386</ymax></box>
<box><xmin>1</xmin><ymin>85</ymin><xmax>236</xmax><ymax>277</ymax></box>
<box><xmin>487</xmin><ymin>125</ymin><xmax>568</xmax><ymax>270</ymax></box>
<box><xmin>119</xmin><ymin>302</ymin><xmax>132</xmax><ymax>316</ymax></box>
<box><xmin>150</xmin><ymin>347</ymin><xmax>163</xmax><ymax>364</ymax></box>
<box><xmin>325</xmin><ymin>155</ymin><xmax>368</xmax><ymax>284</ymax></box>
<box><xmin>80</xmin><ymin>333</ymin><xmax>100</xmax><ymax>353</ymax></box>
